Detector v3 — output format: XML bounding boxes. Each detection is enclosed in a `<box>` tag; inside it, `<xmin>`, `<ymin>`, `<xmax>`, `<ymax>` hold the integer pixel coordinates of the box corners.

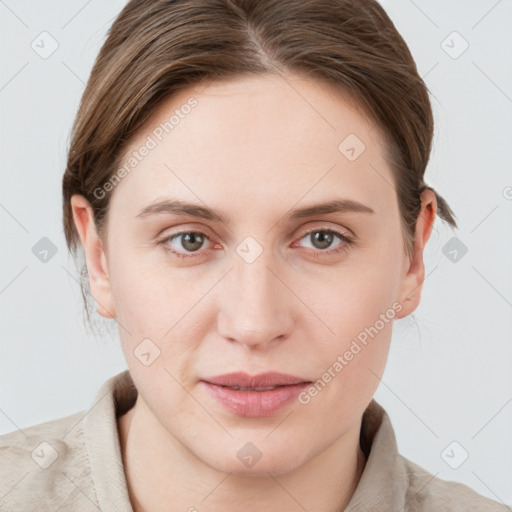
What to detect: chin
<box><xmin>199</xmin><ymin>442</ymin><xmax>307</xmax><ymax>478</ymax></box>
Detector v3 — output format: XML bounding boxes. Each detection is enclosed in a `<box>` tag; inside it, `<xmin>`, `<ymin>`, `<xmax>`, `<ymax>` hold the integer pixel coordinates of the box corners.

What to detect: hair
<box><xmin>62</xmin><ymin>0</ymin><xmax>458</xmax><ymax>331</ymax></box>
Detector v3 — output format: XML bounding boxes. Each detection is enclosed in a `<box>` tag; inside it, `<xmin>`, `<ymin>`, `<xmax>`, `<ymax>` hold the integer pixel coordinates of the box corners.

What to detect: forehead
<box><xmin>109</xmin><ymin>73</ymin><xmax>395</xmax><ymax>219</ymax></box>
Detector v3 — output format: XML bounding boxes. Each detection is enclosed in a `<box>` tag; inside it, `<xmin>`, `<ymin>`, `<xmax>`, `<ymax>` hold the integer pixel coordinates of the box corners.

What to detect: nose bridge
<box><xmin>236</xmin><ymin>250</ymin><xmax>275</xmax><ymax>306</ymax></box>
<box><xmin>217</xmin><ymin>240</ymin><xmax>292</xmax><ymax>348</ymax></box>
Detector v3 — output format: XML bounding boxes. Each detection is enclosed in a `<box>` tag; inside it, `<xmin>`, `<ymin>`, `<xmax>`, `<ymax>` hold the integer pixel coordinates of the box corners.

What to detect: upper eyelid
<box><xmin>164</xmin><ymin>223</ymin><xmax>350</xmax><ymax>238</ymax></box>
<box><xmin>299</xmin><ymin>226</ymin><xmax>351</xmax><ymax>238</ymax></box>
<box><xmin>163</xmin><ymin>225</ymin><xmax>352</xmax><ymax>249</ymax></box>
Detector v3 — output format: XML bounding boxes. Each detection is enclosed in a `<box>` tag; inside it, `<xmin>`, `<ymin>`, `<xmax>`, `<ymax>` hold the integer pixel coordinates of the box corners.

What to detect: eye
<box><xmin>293</xmin><ymin>227</ymin><xmax>354</xmax><ymax>256</ymax></box>
<box><xmin>159</xmin><ymin>226</ymin><xmax>355</xmax><ymax>260</ymax></box>
<box><xmin>160</xmin><ymin>230</ymin><xmax>212</xmax><ymax>259</ymax></box>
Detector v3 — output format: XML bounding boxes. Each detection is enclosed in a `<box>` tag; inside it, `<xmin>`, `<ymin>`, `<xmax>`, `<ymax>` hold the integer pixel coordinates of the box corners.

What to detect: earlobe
<box><xmin>70</xmin><ymin>194</ymin><xmax>116</xmax><ymax>319</ymax></box>
<box><xmin>395</xmin><ymin>189</ymin><xmax>438</xmax><ymax>319</ymax></box>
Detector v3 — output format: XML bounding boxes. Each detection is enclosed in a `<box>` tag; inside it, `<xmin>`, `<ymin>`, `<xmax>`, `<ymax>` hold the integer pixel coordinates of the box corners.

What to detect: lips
<box><xmin>202</xmin><ymin>371</ymin><xmax>310</xmax><ymax>388</ymax></box>
<box><xmin>200</xmin><ymin>372</ymin><xmax>312</xmax><ymax>417</ymax></box>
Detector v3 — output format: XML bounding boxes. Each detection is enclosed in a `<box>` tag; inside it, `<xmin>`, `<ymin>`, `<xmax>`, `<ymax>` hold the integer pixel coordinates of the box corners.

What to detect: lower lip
<box><xmin>201</xmin><ymin>381</ymin><xmax>310</xmax><ymax>417</ymax></box>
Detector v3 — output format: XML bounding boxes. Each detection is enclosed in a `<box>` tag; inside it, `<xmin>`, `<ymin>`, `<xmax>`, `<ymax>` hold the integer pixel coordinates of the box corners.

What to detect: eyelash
<box><xmin>159</xmin><ymin>227</ymin><xmax>355</xmax><ymax>260</ymax></box>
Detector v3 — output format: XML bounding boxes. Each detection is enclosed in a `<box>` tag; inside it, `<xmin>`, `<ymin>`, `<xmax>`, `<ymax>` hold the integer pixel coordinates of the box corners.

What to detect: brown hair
<box><xmin>62</xmin><ymin>0</ymin><xmax>457</xmax><ymax>329</ymax></box>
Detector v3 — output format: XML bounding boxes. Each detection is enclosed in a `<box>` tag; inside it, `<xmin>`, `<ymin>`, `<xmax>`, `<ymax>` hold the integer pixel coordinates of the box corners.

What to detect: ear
<box><xmin>395</xmin><ymin>188</ymin><xmax>437</xmax><ymax>319</ymax></box>
<box><xmin>70</xmin><ymin>194</ymin><xmax>116</xmax><ymax>319</ymax></box>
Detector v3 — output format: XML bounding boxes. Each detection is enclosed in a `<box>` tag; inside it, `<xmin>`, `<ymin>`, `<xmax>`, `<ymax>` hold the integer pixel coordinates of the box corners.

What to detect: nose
<box><xmin>217</xmin><ymin>248</ymin><xmax>294</xmax><ymax>351</ymax></box>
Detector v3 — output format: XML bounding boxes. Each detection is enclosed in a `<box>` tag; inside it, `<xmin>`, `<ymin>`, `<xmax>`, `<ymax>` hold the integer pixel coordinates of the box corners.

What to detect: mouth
<box><xmin>217</xmin><ymin>384</ymin><xmax>290</xmax><ymax>391</ymax></box>
<box><xmin>202</xmin><ymin>371</ymin><xmax>310</xmax><ymax>388</ymax></box>
<box><xmin>200</xmin><ymin>372</ymin><xmax>312</xmax><ymax>417</ymax></box>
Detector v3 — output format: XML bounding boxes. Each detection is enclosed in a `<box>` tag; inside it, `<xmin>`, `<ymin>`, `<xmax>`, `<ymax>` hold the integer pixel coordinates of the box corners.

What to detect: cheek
<box><xmin>295</xmin><ymin>283</ymin><xmax>396</xmax><ymax>434</ymax></box>
<box><xmin>301</xmin><ymin>246</ymin><xmax>402</xmax><ymax>341</ymax></box>
<box><xmin>107</xmin><ymin>248</ymin><xmax>214</xmax><ymax>381</ymax></box>
<box><xmin>296</xmin><ymin>245</ymin><xmax>402</xmax><ymax>396</ymax></box>
<box><xmin>108</xmin><ymin>240</ymin><xmax>179</xmax><ymax>325</ymax></box>
<box><xmin>317</xmin><ymin>281</ymin><xmax>395</xmax><ymax>381</ymax></box>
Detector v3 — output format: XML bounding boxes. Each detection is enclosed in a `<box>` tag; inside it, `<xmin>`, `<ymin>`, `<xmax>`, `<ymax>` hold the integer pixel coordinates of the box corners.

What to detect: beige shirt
<box><xmin>0</xmin><ymin>370</ymin><xmax>509</xmax><ymax>511</ymax></box>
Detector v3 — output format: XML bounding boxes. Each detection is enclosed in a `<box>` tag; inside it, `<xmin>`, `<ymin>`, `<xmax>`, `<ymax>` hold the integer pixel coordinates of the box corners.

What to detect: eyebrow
<box><xmin>136</xmin><ymin>198</ymin><xmax>375</xmax><ymax>224</ymax></box>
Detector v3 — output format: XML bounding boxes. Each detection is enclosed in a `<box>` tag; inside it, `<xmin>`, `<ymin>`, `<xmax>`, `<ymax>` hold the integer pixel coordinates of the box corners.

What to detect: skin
<box><xmin>71</xmin><ymin>73</ymin><xmax>436</xmax><ymax>512</ymax></box>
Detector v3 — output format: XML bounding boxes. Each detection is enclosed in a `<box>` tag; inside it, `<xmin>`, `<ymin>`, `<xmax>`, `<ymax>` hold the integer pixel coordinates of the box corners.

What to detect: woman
<box><xmin>0</xmin><ymin>0</ymin><xmax>508</xmax><ymax>510</ymax></box>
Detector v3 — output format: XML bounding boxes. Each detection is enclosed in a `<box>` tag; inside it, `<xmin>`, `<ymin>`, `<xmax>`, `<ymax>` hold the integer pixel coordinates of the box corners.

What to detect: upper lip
<box><xmin>202</xmin><ymin>372</ymin><xmax>311</xmax><ymax>388</ymax></box>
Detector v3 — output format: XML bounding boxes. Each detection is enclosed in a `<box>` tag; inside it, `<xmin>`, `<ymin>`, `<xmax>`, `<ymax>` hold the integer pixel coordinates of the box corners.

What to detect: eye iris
<box><xmin>181</xmin><ymin>233</ymin><xmax>204</xmax><ymax>252</ymax></box>
<box><xmin>311</xmin><ymin>231</ymin><xmax>333</xmax><ymax>250</ymax></box>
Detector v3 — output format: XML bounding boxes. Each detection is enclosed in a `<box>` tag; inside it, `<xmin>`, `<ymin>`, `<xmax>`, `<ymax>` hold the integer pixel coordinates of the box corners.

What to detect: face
<box><xmin>72</xmin><ymin>73</ymin><xmax>434</xmax><ymax>476</ymax></box>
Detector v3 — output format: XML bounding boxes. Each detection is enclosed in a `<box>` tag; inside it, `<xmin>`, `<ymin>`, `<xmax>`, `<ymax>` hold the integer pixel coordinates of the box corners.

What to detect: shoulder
<box><xmin>401</xmin><ymin>455</ymin><xmax>511</xmax><ymax>512</ymax></box>
<box><xmin>0</xmin><ymin>411</ymin><xmax>100</xmax><ymax>511</ymax></box>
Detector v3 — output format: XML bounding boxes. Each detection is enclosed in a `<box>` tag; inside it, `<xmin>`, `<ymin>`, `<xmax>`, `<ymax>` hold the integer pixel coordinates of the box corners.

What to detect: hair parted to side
<box><xmin>62</xmin><ymin>0</ymin><xmax>458</xmax><ymax>331</ymax></box>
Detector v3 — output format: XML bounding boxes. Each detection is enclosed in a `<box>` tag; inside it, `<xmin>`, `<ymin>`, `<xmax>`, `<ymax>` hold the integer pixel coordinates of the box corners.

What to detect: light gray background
<box><xmin>1</xmin><ymin>0</ymin><xmax>511</xmax><ymax>506</ymax></box>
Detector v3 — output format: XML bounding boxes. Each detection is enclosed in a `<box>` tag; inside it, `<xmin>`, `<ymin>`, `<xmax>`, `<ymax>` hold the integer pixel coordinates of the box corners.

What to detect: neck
<box><xmin>118</xmin><ymin>397</ymin><xmax>366</xmax><ymax>512</ymax></box>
